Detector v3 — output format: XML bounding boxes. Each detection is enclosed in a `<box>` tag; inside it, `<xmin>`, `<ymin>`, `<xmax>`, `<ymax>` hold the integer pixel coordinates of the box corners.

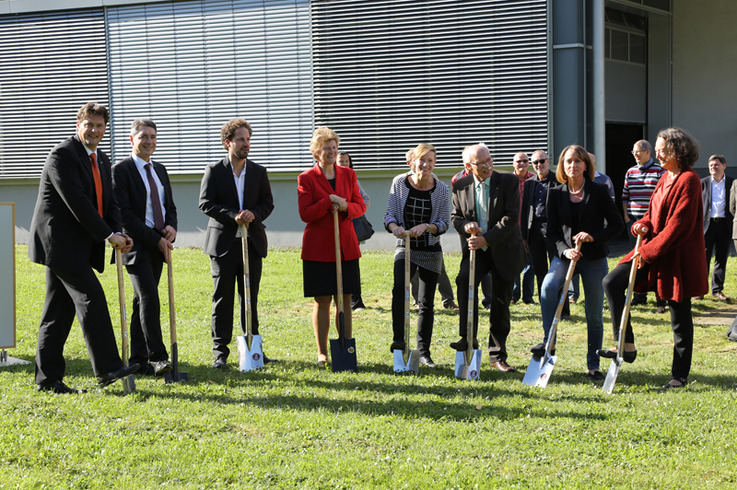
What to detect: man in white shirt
<box><xmin>701</xmin><ymin>154</ymin><xmax>733</xmax><ymax>301</ymax></box>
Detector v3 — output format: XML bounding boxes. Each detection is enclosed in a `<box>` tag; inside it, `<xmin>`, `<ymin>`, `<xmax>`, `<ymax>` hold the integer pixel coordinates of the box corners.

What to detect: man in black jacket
<box><xmin>112</xmin><ymin>119</ymin><xmax>178</xmax><ymax>376</ymax></box>
<box><xmin>29</xmin><ymin>102</ymin><xmax>139</xmax><ymax>393</ymax></box>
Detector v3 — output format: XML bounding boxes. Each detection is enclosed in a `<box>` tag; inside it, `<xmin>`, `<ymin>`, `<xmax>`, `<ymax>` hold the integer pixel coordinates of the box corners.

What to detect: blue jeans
<box><xmin>540</xmin><ymin>256</ymin><xmax>608</xmax><ymax>370</ymax></box>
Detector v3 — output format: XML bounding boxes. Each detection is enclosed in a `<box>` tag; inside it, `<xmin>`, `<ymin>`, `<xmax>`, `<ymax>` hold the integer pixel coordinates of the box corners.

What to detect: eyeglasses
<box><xmin>632</xmin><ymin>150</ymin><xmax>647</xmax><ymax>155</ymax></box>
<box><xmin>532</xmin><ymin>159</ymin><xmax>547</xmax><ymax>165</ymax></box>
<box><xmin>514</xmin><ymin>160</ymin><xmax>529</xmax><ymax>164</ymax></box>
<box><xmin>468</xmin><ymin>159</ymin><xmax>492</xmax><ymax>167</ymax></box>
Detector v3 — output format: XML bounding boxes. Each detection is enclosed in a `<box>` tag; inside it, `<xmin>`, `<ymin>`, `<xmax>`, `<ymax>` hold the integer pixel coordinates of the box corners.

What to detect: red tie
<box><xmin>90</xmin><ymin>153</ymin><xmax>103</xmax><ymax>217</ymax></box>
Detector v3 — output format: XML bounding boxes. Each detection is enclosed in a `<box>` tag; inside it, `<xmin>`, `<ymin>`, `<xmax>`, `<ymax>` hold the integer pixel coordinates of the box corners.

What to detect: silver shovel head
<box><xmin>454</xmin><ymin>350</ymin><xmax>482</xmax><ymax>380</ymax></box>
<box><xmin>602</xmin><ymin>358</ymin><xmax>622</xmax><ymax>394</ymax></box>
<box><xmin>522</xmin><ymin>353</ymin><xmax>557</xmax><ymax>387</ymax></box>
<box><xmin>393</xmin><ymin>349</ymin><xmax>420</xmax><ymax>374</ymax></box>
<box><xmin>237</xmin><ymin>334</ymin><xmax>265</xmax><ymax>372</ymax></box>
<box><xmin>121</xmin><ymin>375</ymin><xmax>136</xmax><ymax>394</ymax></box>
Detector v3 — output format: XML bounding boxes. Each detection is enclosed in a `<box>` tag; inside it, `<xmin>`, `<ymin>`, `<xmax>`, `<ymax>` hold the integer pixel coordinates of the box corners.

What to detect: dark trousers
<box><xmin>209</xmin><ymin>238</ymin><xmax>262</xmax><ymax>361</ymax></box>
<box><xmin>394</xmin><ymin>259</ymin><xmax>438</xmax><ymax>356</ymax></box>
<box><xmin>704</xmin><ymin>219</ymin><xmax>731</xmax><ymax>294</ymax></box>
<box><xmin>35</xmin><ymin>265</ymin><xmax>123</xmax><ymax>386</ymax></box>
<box><xmin>528</xmin><ymin>222</ymin><xmax>556</xmax><ymax>299</ymax></box>
<box><xmin>412</xmin><ymin>259</ymin><xmax>454</xmax><ymax>306</ymax></box>
<box><xmin>125</xmin><ymin>251</ymin><xmax>168</xmax><ymax>365</ymax></box>
<box><xmin>603</xmin><ymin>262</ymin><xmax>694</xmax><ymax>380</ymax></box>
<box><xmin>456</xmin><ymin>250</ymin><xmax>513</xmax><ymax>362</ymax></box>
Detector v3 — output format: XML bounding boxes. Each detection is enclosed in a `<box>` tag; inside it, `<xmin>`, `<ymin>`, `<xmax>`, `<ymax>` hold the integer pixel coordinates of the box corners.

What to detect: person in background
<box><xmin>701</xmin><ymin>154</ymin><xmax>733</xmax><ymax>302</ymax></box>
<box><xmin>450</xmin><ymin>144</ymin><xmax>526</xmax><ymax>373</ymax></box>
<box><xmin>511</xmin><ymin>152</ymin><xmax>536</xmax><ymax>304</ymax></box>
<box><xmin>385</xmin><ymin>143</ymin><xmax>450</xmax><ymax>368</ymax></box>
<box><xmin>533</xmin><ymin>146</ymin><xmax>623</xmax><ymax>380</ymax></box>
<box><xmin>298</xmin><ymin>127</ymin><xmax>366</xmax><ymax>368</ymax></box>
<box><xmin>338</xmin><ymin>151</ymin><xmax>370</xmax><ymax>311</ymax></box>
<box><xmin>601</xmin><ymin>127</ymin><xmax>707</xmax><ymax>389</ymax></box>
<box><xmin>199</xmin><ymin>118</ymin><xmax>275</xmax><ymax>369</ymax></box>
<box><xmin>112</xmin><ymin>118</ymin><xmax>177</xmax><ymax>376</ymax></box>
<box><xmin>29</xmin><ymin>102</ymin><xmax>138</xmax><ymax>393</ymax></box>
<box><xmin>621</xmin><ymin>140</ymin><xmax>666</xmax><ymax>308</ymax></box>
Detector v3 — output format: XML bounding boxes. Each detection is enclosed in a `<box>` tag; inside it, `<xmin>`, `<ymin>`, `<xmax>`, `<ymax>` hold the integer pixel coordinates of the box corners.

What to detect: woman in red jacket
<box><xmin>297</xmin><ymin>127</ymin><xmax>366</xmax><ymax>367</ymax></box>
<box><xmin>600</xmin><ymin>127</ymin><xmax>707</xmax><ymax>389</ymax></box>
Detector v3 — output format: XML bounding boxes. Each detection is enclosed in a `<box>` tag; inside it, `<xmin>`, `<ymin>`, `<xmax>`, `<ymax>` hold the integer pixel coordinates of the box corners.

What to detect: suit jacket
<box><xmin>199</xmin><ymin>157</ymin><xmax>274</xmax><ymax>258</ymax></box>
<box><xmin>451</xmin><ymin>170</ymin><xmax>525</xmax><ymax>282</ymax></box>
<box><xmin>297</xmin><ymin>163</ymin><xmax>366</xmax><ymax>262</ymax></box>
<box><xmin>701</xmin><ymin>174</ymin><xmax>734</xmax><ymax>233</ymax></box>
<box><xmin>546</xmin><ymin>179</ymin><xmax>624</xmax><ymax>261</ymax></box>
<box><xmin>29</xmin><ymin>135</ymin><xmax>121</xmax><ymax>273</ymax></box>
<box><xmin>623</xmin><ymin>168</ymin><xmax>707</xmax><ymax>302</ymax></box>
<box><xmin>730</xmin><ymin>179</ymin><xmax>737</xmax><ymax>239</ymax></box>
<box><xmin>520</xmin><ymin>172</ymin><xmax>559</xmax><ymax>240</ymax></box>
<box><xmin>112</xmin><ymin>156</ymin><xmax>178</xmax><ymax>265</ymax></box>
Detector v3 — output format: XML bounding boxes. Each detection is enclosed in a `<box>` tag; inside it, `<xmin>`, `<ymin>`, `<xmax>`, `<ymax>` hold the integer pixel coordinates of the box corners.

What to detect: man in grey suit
<box><xmin>450</xmin><ymin>143</ymin><xmax>526</xmax><ymax>372</ymax></box>
<box><xmin>112</xmin><ymin>119</ymin><xmax>178</xmax><ymax>376</ymax></box>
<box><xmin>199</xmin><ymin>119</ymin><xmax>275</xmax><ymax>368</ymax></box>
<box><xmin>29</xmin><ymin>102</ymin><xmax>139</xmax><ymax>393</ymax></box>
<box><xmin>702</xmin><ymin>154</ymin><xmax>733</xmax><ymax>302</ymax></box>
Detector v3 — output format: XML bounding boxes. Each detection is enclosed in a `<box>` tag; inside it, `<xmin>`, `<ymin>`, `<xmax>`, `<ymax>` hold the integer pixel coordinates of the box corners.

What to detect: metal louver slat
<box><xmin>107</xmin><ymin>0</ymin><xmax>313</xmax><ymax>174</ymax></box>
<box><xmin>311</xmin><ymin>0</ymin><xmax>549</xmax><ymax>169</ymax></box>
<box><xmin>0</xmin><ymin>9</ymin><xmax>109</xmax><ymax>179</ymax></box>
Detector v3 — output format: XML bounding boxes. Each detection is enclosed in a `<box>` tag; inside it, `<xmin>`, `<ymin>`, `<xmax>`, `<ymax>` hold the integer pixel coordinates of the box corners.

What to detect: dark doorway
<box><xmin>605</xmin><ymin>123</ymin><xmax>645</xmax><ymax>216</ymax></box>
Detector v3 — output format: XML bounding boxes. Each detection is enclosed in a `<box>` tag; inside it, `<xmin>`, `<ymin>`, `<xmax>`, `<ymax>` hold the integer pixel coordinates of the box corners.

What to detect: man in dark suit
<box><xmin>450</xmin><ymin>143</ymin><xmax>526</xmax><ymax>372</ymax></box>
<box><xmin>112</xmin><ymin>119</ymin><xmax>177</xmax><ymax>376</ymax></box>
<box><xmin>521</xmin><ymin>150</ymin><xmax>559</xmax><ymax>300</ymax></box>
<box><xmin>29</xmin><ymin>102</ymin><xmax>140</xmax><ymax>394</ymax></box>
<box><xmin>199</xmin><ymin>119</ymin><xmax>275</xmax><ymax>368</ymax></box>
<box><xmin>701</xmin><ymin>154</ymin><xmax>733</xmax><ymax>302</ymax></box>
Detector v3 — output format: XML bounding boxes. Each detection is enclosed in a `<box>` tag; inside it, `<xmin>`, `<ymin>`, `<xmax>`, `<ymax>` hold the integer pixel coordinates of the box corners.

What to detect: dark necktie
<box><xmin>90</xmin><ymin>153</ymin><xmax>103</xmax><ymax>217</ymax></box>
<box><xmin>144</xmin><ymin>163</ymin><xmax>165</xmax><ymax>232</ymax></box>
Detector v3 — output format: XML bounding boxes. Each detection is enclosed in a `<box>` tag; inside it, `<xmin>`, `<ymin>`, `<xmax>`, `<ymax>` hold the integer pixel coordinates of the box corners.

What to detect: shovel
<box><xmin>603</xmin><ymin>235</ymin><xmax>643</xmax><ymax>394</ymax></box>
<box><xmin>115</xmin><ymin>249</ymin><xmax>136</xmax><ymax>394</ymax></box>
<box><xmin>455</xmin><ymin>237</ymin><xmax>482</xmax><ymax>380</ymax></box>
<box><xmin>330</xmin><ymin>208</ymin><xmax>358</xmax><ymax>372</ymax></box>
<box><xmin>522</xmin><ymin>242</ymin><xmax>581</xmax><ymax>387</ymax></box>
<box><xmin>163</xmin><ymin>249</ymin><xmax>188</xmax><ymax>383</ymax></box>
<box><xmin>393</xmin><ymin>232</ymin><xmax>419</xmax><ymax>374</ymax></box>
<box><xmin>237</xmin><ymin>224</ymin><xmax>265</xmax><ymax>372</ymax></box>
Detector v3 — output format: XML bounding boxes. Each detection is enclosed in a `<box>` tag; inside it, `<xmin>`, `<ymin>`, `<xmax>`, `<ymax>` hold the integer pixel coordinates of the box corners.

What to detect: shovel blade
<box><xmin>522</xmin><ymin>354</ymin><xmax>557</xmax><ymax>387</ymax></box>
<box><xmin>602</xmin><ymin>358</ymin><xmax>622</xmax><ymax>394</ymax></box>
<box><xmin>164</xmin><ymin>342</ymin><xmax>188</xmax><ymax>383</ymax></box>
<box><xmin>237</xmin><ymin>334</ymin><xmax>265</xmax><ymax>372</ymax></box>
<box><xmin>454</xmin><ymin>350</ymin><xmax>482</xmax><ymax>380</ymax></box>
<box><xmin>393</xmin><ymin>349</ymin><xmax>420</xmax><ymax>374</ymax></box>
<box><xmin>121</xmin><ymin>375</ymin><xmax>136</xmax><ymax>394</ymax></box>
<box><xmin>330</xmin><ymin>337</ymin><xmax>357</xmax><ymax>372</ymax></box>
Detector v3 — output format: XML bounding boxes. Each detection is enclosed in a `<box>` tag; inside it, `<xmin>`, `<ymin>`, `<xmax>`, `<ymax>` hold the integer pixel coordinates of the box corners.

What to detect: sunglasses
<box><xmin>532</xmin><ymin>159</ymin><xmax>547</xmax><ymax>165</ymax></box>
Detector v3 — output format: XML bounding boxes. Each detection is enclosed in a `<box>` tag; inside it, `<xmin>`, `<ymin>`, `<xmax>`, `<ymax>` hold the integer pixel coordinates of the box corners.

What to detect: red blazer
<box><xmin>298</xmin><ymin>163</ymin><xmax>366</xmax><ymax>262</ymax></box>
<box><xmin>620</xmin><ymin>168</ymin><xmax>708</xmax><ymax>302</ymax></box>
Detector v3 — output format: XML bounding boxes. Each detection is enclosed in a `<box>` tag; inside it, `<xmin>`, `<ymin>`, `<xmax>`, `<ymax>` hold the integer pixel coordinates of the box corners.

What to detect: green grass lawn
<box><xmin>2</xmin><ymin>245</ymin><xmax>737</xmax><ymax>488</ymax></box>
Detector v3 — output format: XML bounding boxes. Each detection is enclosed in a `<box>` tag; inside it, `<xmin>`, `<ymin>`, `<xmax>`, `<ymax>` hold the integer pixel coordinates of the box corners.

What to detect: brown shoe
<box><xmin>712</xmin><ymin>292</ymin><xmax>729</xmax><ymax>302</ymax></box>
<box><xmin>491</xmin><ymin>361</ymin><xmax>516</xmax><ymax>373</ymax></box>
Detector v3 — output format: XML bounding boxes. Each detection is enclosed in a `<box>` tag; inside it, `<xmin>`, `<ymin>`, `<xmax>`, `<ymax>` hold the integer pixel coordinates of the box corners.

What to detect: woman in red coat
<box><xmin>297</xmin><ymin>127</ymin><xmax>366</xmax><ymax>367</ymax></box>
<box><xmin>600</xmin><ymin>127</ymin><xmax>708</xmax><ymax>389</ymax></box>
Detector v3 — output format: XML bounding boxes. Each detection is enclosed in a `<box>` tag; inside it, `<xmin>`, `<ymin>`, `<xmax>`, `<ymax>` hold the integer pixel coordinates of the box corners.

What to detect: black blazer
<box><xmin>520</xmin><ymin>172</ymin><xmax>559</xmax><ymax>240</ymax></box>
<box><xmin>546</xmin><ymin>179</ymin><xmax>624</xmax><ymax>260</ymax></box>
<box><xmin>451</xmin><ymin>170</ymin><xmax>526</xmax><ymax>282</ymax></box>
<box><xmin>701</xmin><ymin>175</ymin><xmax>734</xmax><ymax>233</ymax></box>
<box><xmin>112</xmin><ymin>156</ymin><xmax>178</xmax><ymax>265</ymax></box>
<box><xmin>29</xmin><ymin>135</ymin><xmax>121</xmax><ymax>273</ymax></box>
<box><xmin>199</xmin><ymin>157</ymin><xmax>274</xmax><ymax>258</ymax></box>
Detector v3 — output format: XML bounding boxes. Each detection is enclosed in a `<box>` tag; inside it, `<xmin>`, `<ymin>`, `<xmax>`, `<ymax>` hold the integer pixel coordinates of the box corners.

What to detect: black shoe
<box><xmin>449</xmin><ymin>338</ymin><xmax>479</xmax><ymax>351</ymax></box>
<box><xmin>36</xmin><ymin>380</ymin><xmax>86</xmax><ymax>394</ymax></box>
<box><xmin>390</xmin><ymin>341</ymin><xmax>405</xmax><ymax>352</ymax></box>
<box><xmin>587</xmin><ymin>370</ymin><xmax>605</xmax><ymax>381</ymax></box>
<box><xmin>530</xmin><ymin>343</ymin><xmax>555</xmax><ymax>358</ymax></box>
<box><xmin>523</xmin><ymin>299</ymin><xmax>535</xmax><ymax>305</ymax></box>
<box><xmin>597</xmin><ymin>348</ymin><xmax>637</xmax><ymax>363</ymax></box>
<box><xmin>263</xmin><ymin>354</ymin><xmax>279</xmax><ymax>364</ymax></box>
<box><xmin>151</xmin><ymin>360</ymin><xmax>173</xmax><ymax>376</ymax></box>
<box><xmin>560</xmin><ymin>312</ymin><xmax>571</xmax><ymax>321</ymax></box>
<box><xmin>212</xmin><ymin>358</ymin><xmax>227</xmax><ymax>369</ymax></box>
<box><xmin>351</xmin><ymin>301</ymin><xmax>366</xmax><ymax>312</ymax></box>
<box><xmin>98</xmin><ymin>364</ymin><xmax>140</xmax><ymax>388</ymax></box>
<box><xmin>662</xmin><ymin>377</ymin><xmax>687</xmax><ymax>389</ymax></box>
<box><xmin>136</xmin><ymin>363</ymin><xmax>156</xmax><ymax>376</ymax></box>
<box><xmin>597</xmin><ymin>348</ymin><xmax>617</xmax><ymax>359</ymax></box>
<box><xmin>442</xmin><ymin>301</ymin><xmax>459</xmax><ymax>310</ymax></box>
<box><xmin>419</xmin><ymin>355</ymin><xmax>437</xmax><ymax>368</ymax></box>
<box><xmin>631</xmin><ymin>295</ymin><xmax>647</xmax><ymax>306</ymax></box>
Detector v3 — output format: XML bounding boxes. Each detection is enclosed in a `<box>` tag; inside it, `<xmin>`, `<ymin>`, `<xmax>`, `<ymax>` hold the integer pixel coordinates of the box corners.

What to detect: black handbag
<box><xmin>352</xmin><ymin>215</ymin><xmax>374</xmax><ymax>242</ymax></box>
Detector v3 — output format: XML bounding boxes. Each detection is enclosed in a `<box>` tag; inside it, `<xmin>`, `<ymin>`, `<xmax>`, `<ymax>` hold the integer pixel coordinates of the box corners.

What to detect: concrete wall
<box><xmin>672</xmin><ymin>0</ymin><xmax>737</xmax><ymax>168</ymax></box>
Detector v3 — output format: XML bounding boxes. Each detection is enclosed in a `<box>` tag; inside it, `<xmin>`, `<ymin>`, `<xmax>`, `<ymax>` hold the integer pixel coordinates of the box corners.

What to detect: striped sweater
<box><xmin>621</xmin><ymin>158</ymin><xmax>665</xmax><ymax>219</ymax></box>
